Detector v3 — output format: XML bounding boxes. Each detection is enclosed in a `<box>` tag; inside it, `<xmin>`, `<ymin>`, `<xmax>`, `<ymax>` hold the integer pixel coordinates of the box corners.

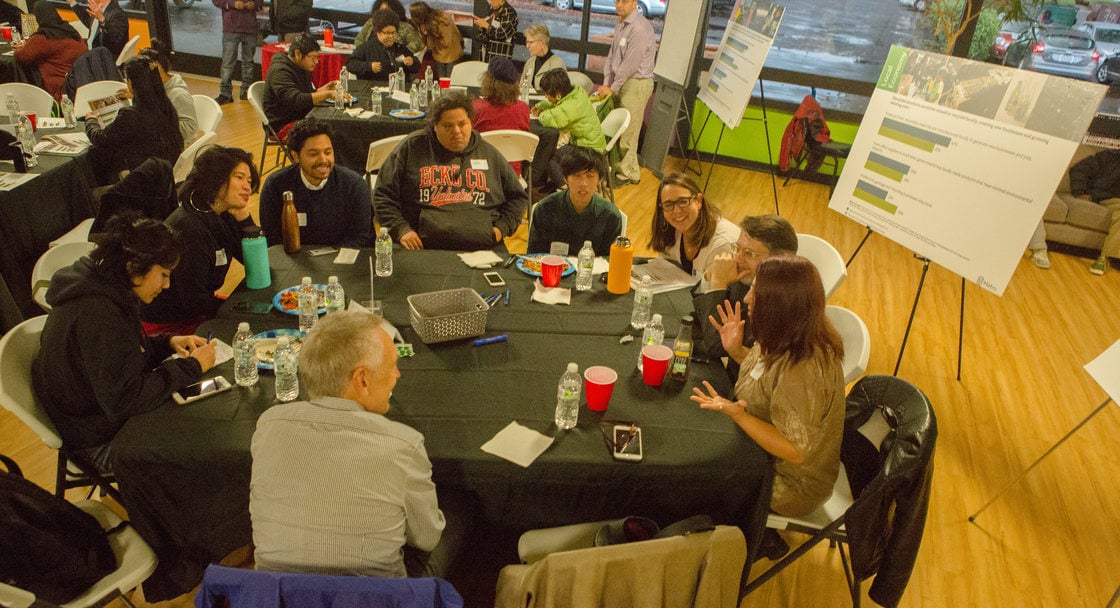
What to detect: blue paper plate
<box><xmin>272</xmin><ymin>284</ymin><xmax>328</xmax><ymax>315</ymax></box>
<box><xmin>251</xmin><ymin>328</ymin><xmax>307</xmax><ymax>370</ymax></box>
<box><xmin>516</xmin><ymin>253</ymin><xmax>576</xmax><ymax>278</ymax></box>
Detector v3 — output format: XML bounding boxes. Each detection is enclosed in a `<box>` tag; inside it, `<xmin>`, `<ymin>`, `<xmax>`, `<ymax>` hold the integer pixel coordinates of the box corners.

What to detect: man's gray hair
<box><xmin>299</xmin><ymin>310</ymin><xmax>386</xmax><ymax>399</ymax></box>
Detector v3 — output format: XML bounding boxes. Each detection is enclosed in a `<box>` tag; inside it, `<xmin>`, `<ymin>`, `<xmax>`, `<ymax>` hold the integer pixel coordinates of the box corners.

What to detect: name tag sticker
<box><xmin>298</xmin><ymin>212</ymin><xmax>308</xmax><ymax>227</ymax></box>
<box><xmin>471</xmin><ymin>159</ymin><xmax>489</xmax><ymax>170</ymax></box>
<box><xmin>214</xmin><ymin>249</ymin><xmax>228</xmax><ymax>266</ymax></box>
<box><xmin>749</xmin><ymin>360</ymin><xmax>765</xmax><ymax>380</ymax></box>
<box><xmin>620</xmin><ymin>37</ymin><xmax>627</xmax><ymax>47</ymax></box>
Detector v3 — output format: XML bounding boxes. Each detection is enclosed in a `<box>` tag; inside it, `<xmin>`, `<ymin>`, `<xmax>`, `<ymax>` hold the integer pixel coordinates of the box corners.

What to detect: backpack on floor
<box><xmin>0</xmin><ymin>455</ymin><xmax>118</xmax><ymax>604</ymax></box>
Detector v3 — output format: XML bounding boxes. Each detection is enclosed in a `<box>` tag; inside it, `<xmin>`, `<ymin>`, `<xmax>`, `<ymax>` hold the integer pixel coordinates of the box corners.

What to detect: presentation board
<box><xmin>696</xmin><ymin>0</ymin><xmax>783</xmax><ymax>129</ymax></box>
<box><xmin>828</xmin><ymin>46</ymin><xmax>1106</xmax><ymax>296</ymax></box>
<box><xmin>652</xmin><ymin>0</ymin><xmax>708</xmax><ymax>87</ymax></box>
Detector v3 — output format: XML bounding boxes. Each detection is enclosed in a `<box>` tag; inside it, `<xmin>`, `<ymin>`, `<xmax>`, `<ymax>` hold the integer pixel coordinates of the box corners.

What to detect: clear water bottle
<box><xmin>60</xmin><ymin>95</ymin><xmax>75</xmax><ymax>128</ymax></box>
<box><xmin>233</xmin><ymin>321</ymin><xmax>259</xmax><ymax>387</ymax></box>
<box><xmin>376</xmin><ymin>227</ymin><xmax>393</xmax><ymax>277</ymax></box>
<box><xmin>298</xmin><ymin>276</ymin><xmax>318</xmax><ymax>332</ymax></box>
<box><xmin>409</xmin><ymin>83</ymin><xmax>419</xmax><ymax>111</ymax></box>
<box><xmin>575</xmin><ymin>240</ymin><xmax>594</xmax><ymax>292</ymax></box>
<box><xmin>334</xmin><ymin>80</ymin><xmax>345</xmax><ymax>109</ymax></box>
<box><xmin>520</xmin><ymin>80</ymin><xmax>530</xmax><ymax>104</ymax></box>
<box><xmin>424</xmin><ymin>65</ymin><xmax>434</xmax><ymax>88</ymax></box>
<box><xmin>669</xmin><ymin>316</ymin><xmax>694</xmax><ymax>382</ymax></box>
<box><xmin>273</xmin><ymin>336</ymin><xmax>299</xmax><ymax>402</ymax></box>
<box><xmin>339</xmin><ymin>65</ymin><xmax>349</xmax><ymax>95</ymax></box>
<box><xmin>10</xmin><ymin>28</ymin><xmax>19</xmax><ymax>44</ymax></box>
<box><xmin>17</xmin><ymin>115</ymin><xmax>36</xmax><ymax>168</ymax></box>
<box><xmin>554</xmin><ymin>362</ymin><xmax>581</xmax><ymax>430</ymax></box>
<box><xmin>324</xmin><ymin>275</ymin><xmax>345</xmax><ymax>313</ymax></box>
<box><xmin>630</xmin><ymin>275</ymin><xmax>653</xmax><ymax>329</ymax></box>
<box><xmin>6</xmin><ymin>93</ymin><xmax>19</xmax><ymax>125</ymax></box>
<box><xmin>371</xmin><ymin>90</ymin><xmax>382</xmax><ymax>115</ymax></box>
<box><xmin>636</xmin><ymin>313</ymin><xmax>664</xmax><ymax>371</ymax></box>
<box><xmin>419</xmin><ymin>80</ymin><xmax>429</xmax><ymax>110</ymax></box>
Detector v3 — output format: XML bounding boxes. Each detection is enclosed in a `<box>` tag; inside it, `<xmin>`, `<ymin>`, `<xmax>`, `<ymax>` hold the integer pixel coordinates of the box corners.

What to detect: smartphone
<box><xmin>173</xmin><ymin>376</ymin><xmax>233</xmax><ymax>405</ymax></box>
<box><xmin>483</xmin><ymin>271</ymin><xmax>506</xmax><ymax>287</ymax></box>
<box><xmin>232</xmin><ymin>300</ymin><xmax>274</xmax><ymax>315</ymax></box>
<box><xmin>612</xmin><ymin>425</ymin><xmax>643</xmax><ymax>462</ymax></box>
<box><xmin>307</xmin><ymin>246</ymin><xmax>338</xmax><ymax>256</ymax></box>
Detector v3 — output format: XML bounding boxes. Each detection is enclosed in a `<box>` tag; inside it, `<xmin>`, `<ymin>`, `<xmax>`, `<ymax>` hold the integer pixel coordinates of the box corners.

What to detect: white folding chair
<box><xmin>599</xmin><ymin>108</ymin><xmax>630</xmax><ymax>205</ymax></box>
<box><xmin>73</xmin><ymin>80</ymin><xmax>126</xmax><ymax>116</ymax></box>
<box><xmin>567</xmin><ymin>70</ymin><xmax>594</xmax><ymax>95</ymax></box>
<box><xmin>247</xmin><ymin>81</ymin><xmax>288</xmax><ymax>175</ymax></box>
<box><xmin>192</xmin><ymin>94</ymin><xmax>223</xmax><ymax>133</ymax></box>
<box><xmin>365</xmin><ymin>134</ymin><xmax>407</xmax><ymax>192</ymax></box>
<box><xmin>797</xmin><ymin>233</ymin><xmax>847</xmax><ymax>299</ymax></box>
<box><xmin>173</xmin><ymin>131</ymin><xmax>217</xmax><ymax>183</ymax></box>
<box><xmin>481</xmin><ymin>129</ymin><xmax>540</xmax><ymax>230</ymax></box>
<box><xmin>825</xmin><ymin>305</ymin><xmax>871</xmax><ymax>384</ymax></box>
<box><xmin>449</xmin><ymin>60</ymin><xmax>488</xmax><ymax>87</ymax></box>
<box><xmin>0</xmin><ymin>82</ymin><xmax>56</xmax><ymax>118</ymax></box>
<box><xmin>115</xmin><ymin>35</ymin><xmax>141</xmax><ymax>66</ymax></box>
<box><xmin>31</xmin><ymin>241</ymin><xmax>96</xmax><ymax>311</ymax></box>
<box><xmin>49</xmin><ymin>218</ymin><xmax>95</xmax><ymax>248</ymax></box>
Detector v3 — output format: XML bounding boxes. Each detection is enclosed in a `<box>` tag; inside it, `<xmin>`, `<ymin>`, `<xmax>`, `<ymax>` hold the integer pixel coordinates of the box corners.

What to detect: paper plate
<box><xmin>389</xmin><ymin>109</ymin><xmax>425</xmax><ymax>119</ymax></box>
<box><xmin>251</xmin><ymin>328</ymin><xmax>306</xmax><ymax>370</ymax></box>
<box><xmin>516</xmin><ymin>253</ymin><xmax>576</xmax><ymax>278</ymax></box>
<box><xmin>272</xmin><ymin>284</ymin><xmax>327</xmax><ymax>315</ymax></box>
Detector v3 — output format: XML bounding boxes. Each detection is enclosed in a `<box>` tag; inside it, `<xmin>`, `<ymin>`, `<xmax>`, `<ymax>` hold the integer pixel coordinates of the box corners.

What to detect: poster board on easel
<box><xmin>696</xmin><ymin>0</ymin><xmax>783</xmax><ymax>129</ymax></box>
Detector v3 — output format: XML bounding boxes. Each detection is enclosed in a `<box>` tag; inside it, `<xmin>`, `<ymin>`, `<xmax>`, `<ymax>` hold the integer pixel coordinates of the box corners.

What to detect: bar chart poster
<box><xmin>697</xmin><ymin>0</ymin><xmax>784</xmax><ymax>129</ymax></box>
<box><xmin>829</xmin><ymin>46</ymin><xmax>1106</xmax><ymax>295</ymax></box>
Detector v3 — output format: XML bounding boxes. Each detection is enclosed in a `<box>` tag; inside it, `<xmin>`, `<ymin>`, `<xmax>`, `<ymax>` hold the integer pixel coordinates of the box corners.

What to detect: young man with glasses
<box><xmin>346</xmin><ymin>9</ymin><xmax>418</xmax><ymax>81</ymax></box>
<box><xmin>692</xmin><ymin>214</ymin><xmax>798</xmax><ymax>376</ymax></box>
<box><xmin>263</xmin><ymin>34</ymin><xmax>340</xmax><ymax>140</ymax></box>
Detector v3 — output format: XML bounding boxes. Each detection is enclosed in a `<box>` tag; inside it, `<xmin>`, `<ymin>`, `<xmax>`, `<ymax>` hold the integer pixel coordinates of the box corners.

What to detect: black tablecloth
<box><xmin>0</xmin><ymin>146</ymin><xmax>95</xmax><ymax>331</ymax></box>
<box><xmin>309</xmin><ymin>80</ymin><xmax>559</xmax><ymax>186</ymax></box>
<box><xmin>0</xmin><ymin>41</ymin><xmax>33</xmax><ymax>85</ymax></box>
<box><xmin>111</xmin><ymin>247</ymin><xmax>773</xmax><ymax>601</ymax></box>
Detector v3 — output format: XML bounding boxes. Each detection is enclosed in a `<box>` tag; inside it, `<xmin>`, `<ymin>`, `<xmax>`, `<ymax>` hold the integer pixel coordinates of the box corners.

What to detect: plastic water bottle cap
<box><xmin>566</xmin><ymin>362</ymin><xmax>578</xmax><ymax>373</ymax></box>
<box><xmin>238</xmin><ymin>322</ymin><xmax>249</xmax><ymax>331</ymax></box>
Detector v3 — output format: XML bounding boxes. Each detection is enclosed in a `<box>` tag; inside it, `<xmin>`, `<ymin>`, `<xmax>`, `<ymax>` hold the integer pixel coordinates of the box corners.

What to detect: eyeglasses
<box><xmin>730</xmin><ymin>244</ymin><xmax>764</xmax><ymax>258</ymax></box>
<box><xmin>378</xmin><ymin>29</ymin><xmax>398</xmax><ymax>37</ymax></box>
<box><xmin>659</xmin><ymin>195</ymin><xmax>696</xmax><ymax>211</ymax></box>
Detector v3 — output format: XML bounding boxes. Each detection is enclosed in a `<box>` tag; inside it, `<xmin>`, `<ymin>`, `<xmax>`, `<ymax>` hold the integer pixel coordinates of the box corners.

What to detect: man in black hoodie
<box><xmin>373</xmin><ymin>92</ymin><xmax>528</xmax><ymax>251</ymax></box>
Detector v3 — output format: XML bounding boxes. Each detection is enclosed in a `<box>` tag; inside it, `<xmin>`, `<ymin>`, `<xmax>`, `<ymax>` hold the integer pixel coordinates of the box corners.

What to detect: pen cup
<box><xmin>584</xmin><ymin>366</ymin><xmax>617</xmax><ymax>412</ymax></box>
<box><xmin>640</xmin><ymin>345</ymin><xmax>672</xmax><ymax>387</ymax></box>
<box><xmin>540</xmin><ymin>255</ymin><xmax>565</xmax><ymax>288</ymax></box>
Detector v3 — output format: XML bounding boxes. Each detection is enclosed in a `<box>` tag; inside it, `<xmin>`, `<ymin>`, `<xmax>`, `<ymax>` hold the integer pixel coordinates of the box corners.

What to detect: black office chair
<box><xmin>782</xmin><ymin>115</ymin><xmax>851</xmax><ymax>197</ymax></box>
<box><xmin>743</xmin><ymin>375</ymin><xmax>937</xmax><ymax>607</ymax></box>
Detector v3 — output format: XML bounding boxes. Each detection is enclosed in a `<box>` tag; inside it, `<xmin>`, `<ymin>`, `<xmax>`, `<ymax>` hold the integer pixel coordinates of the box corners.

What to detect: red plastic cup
<box><xmin>1</xmin><ymin>27</ymin><xmax>11</xmax><ymax>40</ymax></box>
<box><xmin>439</xmin><ymin>77</ymin><xmax>451</xmax><ymax>89</ymax></box>
<box><xmin>584</xmin><ymin>366</ymin><xmax>617</xmax><ymax>412</ymax></box>
<box><xmin>323</xmin><ymin>28</ymin><xmax>334</xmax><ymax>47</ymax></box>
<box><xmin>641</xmin><ymin>344</ymin><xmax>672</xmax><ymax>387</ymax></box>
<box><xmin>540</xmin><ymin>255</ymin><xmax>564</xmax><ymax>288</ymax></box>
<box><xmin>23</xmin><ymin>112</ymin><xmax>35</xmax><ymax>131</ymax></box>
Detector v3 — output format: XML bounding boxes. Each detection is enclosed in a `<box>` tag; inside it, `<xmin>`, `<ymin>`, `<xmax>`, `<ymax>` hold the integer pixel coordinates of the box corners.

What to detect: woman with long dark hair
<box><xmin>12</xmin><ymin>3</ymin><xmax>86</xmax><ymax>100</ymax></box>
<box><xmin>85</xmin><ymin>56</ymin><xmax>184</xmax><ymax>185</ymax></box>
<box><xmin>138</xmin><ymin>39</ymin><xmax>200</xmax><ymax>145</ymax></box>
<box><xmin>142</xmin><ymin>146</ymin><xmax>261</xmax><ymax>334</ymax></box>
<box><xmin>32</xmin><ymin>214</ymin><xmax>216</xmax><ymax>472</ymax></box>
<box><xmin>410</xmin><ymin>1</ymin><xmax>463</xmax><ymax>78</ymax></box>
<box><xmin>648</xmin><ymin>172</ymin><xmax>740</xmax><ymax>281</ymax></box>
<box><xmin>691</xmin><ymin>255</ymin><xmax>845</xmax><ymax>517</ymax></box>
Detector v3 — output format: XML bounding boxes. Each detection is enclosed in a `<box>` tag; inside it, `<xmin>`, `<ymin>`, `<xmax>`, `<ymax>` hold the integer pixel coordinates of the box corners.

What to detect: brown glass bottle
<box><xmin>281</xmin><ymin>190</ymin><xmax>301</xmax><ymax>254</ymax></box>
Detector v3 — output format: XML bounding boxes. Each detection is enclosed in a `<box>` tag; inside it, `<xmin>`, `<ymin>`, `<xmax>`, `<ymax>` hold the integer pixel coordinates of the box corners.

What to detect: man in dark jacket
<box><xmin>263</xmin><ymin>34</ymin><xmax>338</xmax><ymax>138</ymax></box>
<box><xmin>345</xmin><ymin>9</ymin><xmax>417</xmax><ymax>82</ymax></box>
<box><xmin>1067</xmin><ymin>149</ymin><xmax>1120</xmax><ymax>275</ymax></box>
<box><xmin>213</xmin><ymin>0</ymin><xmax>260</xmax><ymax>104</ymax></box>
<box><xmin>373</xmin><ymin>92</ymin><xmax>528</xmax><ymax>251</ymax></box>
<box><xmin>269</xmin><ymin>0</ymin><xmax>312</xmax><ymax>42</ymax></box>
<box><xmin>65</xmin><ymin>0</ymin><xmax>128</xmax><ymax>59</ymax></box>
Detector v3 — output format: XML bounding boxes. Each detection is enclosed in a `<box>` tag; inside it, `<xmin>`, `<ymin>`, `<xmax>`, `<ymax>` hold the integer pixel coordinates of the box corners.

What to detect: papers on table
<box><xmin>34</xmin><ymin>133</ymin><xmax>90</xmax><ymax>156</ymax></box>
<box><xmin>458</xmin><ymin>250</ymin><xmax>503</xmax><ymax>268</ymax></box>
<box><xmin>36</xmin><ymin>117</ymin><xmax>66</xmax><ymax>129</ymax></box>
<box><xmin>631</xmin><ymin>258</ymin><xmax>698</xmax><ymax>294</ymax></box>
<box><xmin>333</xmin><ymin>247</ymin><xmax>359</xmax><ymax>264</ymax></box>
<box><xmin>481</xmin><ymin>421</ymin><xmax>554</xmax><ymax>468</ymax></box>
<box><xmin>391</xmin><ymin>90</ymin><xmax>411</xmax><ymax>104</ymax></box>
<box><xmin>0</xmin><ymin>171</ymin><xmax>37</xmax><ymax>191</ymax></box>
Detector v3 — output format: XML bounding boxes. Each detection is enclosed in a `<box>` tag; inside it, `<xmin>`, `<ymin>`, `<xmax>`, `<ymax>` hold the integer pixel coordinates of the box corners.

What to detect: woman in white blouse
<box><xmin>648</xmin><ymin>172</ymin><xmax>740</xmax><ymax>281</ymax></box>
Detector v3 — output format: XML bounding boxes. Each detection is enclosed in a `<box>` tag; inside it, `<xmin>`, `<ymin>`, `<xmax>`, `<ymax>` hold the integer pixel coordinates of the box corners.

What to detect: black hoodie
<box><xmin>31</xmin><ymin>258</ymin><xmax>202</xmax><ymax>450</ymax></box>
<box><xmin>373</xmin><ymin>128</ymin><xmax>528</xmax><ymax>250</ymax></box>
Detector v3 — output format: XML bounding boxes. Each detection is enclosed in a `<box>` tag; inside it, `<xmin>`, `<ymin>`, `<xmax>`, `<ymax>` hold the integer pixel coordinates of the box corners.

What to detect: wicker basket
<box><xmin>407</xmin><ymin>288</ymin><xmax>490</xmax><ymax>344</ymax></box>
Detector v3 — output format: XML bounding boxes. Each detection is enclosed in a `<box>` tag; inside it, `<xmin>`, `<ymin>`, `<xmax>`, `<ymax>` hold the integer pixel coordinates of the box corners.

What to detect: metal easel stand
<box><xmin>693</xmin><ymin>81</ymin><xmax>780</xmax><ymax>215</ymax></box>
<box><xmin>891</xmin><ymin>255</ymin><xmax>967</xmax><ymax>381</ymax></box>
<box><xmin>968</xmin><ymin>397</ymin><xmax>1113</xmax><ymax>523</ymax></box>
<box><xmin>674</xmin><ymin>92</ymin><xmax>704</xmax><ymax>178</ymax></box>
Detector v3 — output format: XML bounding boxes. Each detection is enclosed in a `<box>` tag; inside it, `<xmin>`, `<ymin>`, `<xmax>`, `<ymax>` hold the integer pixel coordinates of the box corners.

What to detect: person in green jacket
<box><xmin>532</xmin><ymin>69</ymin><xmax>606</xmax><ymax>189</ymax></box>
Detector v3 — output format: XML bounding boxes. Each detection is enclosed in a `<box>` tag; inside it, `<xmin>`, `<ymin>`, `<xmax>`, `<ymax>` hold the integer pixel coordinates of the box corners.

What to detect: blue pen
<box><xmin>504</xmin><ymin>288</ymin><xmax>510</xmax><ymax>306</ymax></box>
<box><xmin>473</xmin><ymin>334</ymin><xmax>508</xmax><ymax>347</ymax></box>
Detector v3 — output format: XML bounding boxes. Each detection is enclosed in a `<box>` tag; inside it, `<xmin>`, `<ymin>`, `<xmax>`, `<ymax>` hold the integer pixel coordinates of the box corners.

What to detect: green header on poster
<box><xmin>876</xmin><ymin>45</ymin><xmax>911</xmax><ymax>93</ymax></box>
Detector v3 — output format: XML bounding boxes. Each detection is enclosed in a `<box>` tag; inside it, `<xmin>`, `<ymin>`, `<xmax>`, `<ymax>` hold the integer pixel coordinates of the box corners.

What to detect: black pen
<box><xmin>206</xmin><ymin>330</ymin><xmax>213</xmax><ymax>343</ymax></box>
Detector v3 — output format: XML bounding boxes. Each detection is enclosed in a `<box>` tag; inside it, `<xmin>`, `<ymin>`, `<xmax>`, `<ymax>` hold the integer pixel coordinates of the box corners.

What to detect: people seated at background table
<box><xmin>528</xmin><ymin>145</ymin><xmax>621</xmax><ymax>257</ymax></box>
<box><xmin>693</xmin><ymin>214</ymin><xmax>797</xmax><ymax>378</ymax></box>
<box><xmin>139</xmin><ymin>39</ymin><xmax>199</xmax><ymax>146</ymax></box>
<box><xmin>143</xmin><ymin>146</ymin><xmax>260</xmax><ymax>335</ymax></box>
<box><xmin>354</xmin><ymin>0</ymin><xmax>424</xmax><ymax>55</ymax></box>
<box><xmin>649</xmin><ymin>172</ymin><xmax>740</xmax><ymax>281</ymax></box>
<box><xmin>263</xmin><ymin>33</ymin><xmax>339</xmax><ymax>140</ymax></box>
<box><xmin>251</xmin><ymin>310</ymin><xmax>466</xmax><ymax>579</ymax></box>
<box><xmin>374</xmin><ymin>92</ymin><xmax>528</xmax><ymax>251</ymax></box>
<box><xmin>65</xmin><ymin>0</ymin><xmax>129</xmax><ymax>59</ymax></box>
<box><xmin>346</xmin><ymin>9</ymin><xmax>417</xmax><ymax>82</ymax></box>
<box><xmin>85</xmin><ymin>56</ymin><xmax>183</xmax><ymax>186</ymax></box>
<box><xmin>31</xmin><ymin>214</ymin><xmax>216</xmax><ymax>474</ymax></box>
<box><xmin>691</xmin><ymin>255</ymin><xmax>844</xmax><ymax>518</ymax></box>
<box><xmin>260</xmin><ymin>118</ymin><xmax>372</xmax><ymax>249</ymax></box>
<box><xmin>472</xmin><ymin>57</ymin><xmax>529</xmax><ymax>172</ymax></box>
<box><xmin>410</xmin><ymin>2</ymin><xmax>463</xmax><ymax>79</ymax></box>
<box><xmin>472</xmin><ymin>0</ymin><xmax>517</xmax><ymax>60</ymax></box>
<box><xmin>520</xmin><ymin>25</ymin><xmax>565</xmax><ymax>91</ymax></box>
<box><xmin>212</xmin><ymin>0</ymin><xmax>259</xmax><ymax>105</ymax></box>
<box><xmin>12</xmin><ymin>3</ymin><xmax>86</xmax><ymax>101</ymax></box>
<box><xmin>532</xmin><ymin>68</ymin><xmax>605</xmax><ymax>188</ymax></box>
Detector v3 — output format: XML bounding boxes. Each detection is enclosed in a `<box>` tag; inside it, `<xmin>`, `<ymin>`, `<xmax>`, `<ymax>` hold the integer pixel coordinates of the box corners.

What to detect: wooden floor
<box><xmin>4</xmin><ymin>74</ymin><xmax>1120</xmax><ymax>607</ymax></box>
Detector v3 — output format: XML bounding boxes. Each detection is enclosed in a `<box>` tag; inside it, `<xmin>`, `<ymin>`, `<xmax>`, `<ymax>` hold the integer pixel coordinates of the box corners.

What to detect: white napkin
<box><xmin>344</xmin><ymin>108</ymin><xmax>363</xmax><ymax>117</ymax></box>
<box><xmin>334</xmin><ymin>248</ymin><xmax>360</xmax><ymax>264</ymax></box>
<box><xmin>532</xmin><ymin>279</ymin><xmax>571</xmax><ymax>305</ymax></box>
<box><xmin>481</xmin><ymin>421</ymin><xmax>555</xmax><ymax>468</ymax></box>
<box><xmin>457</xmin><ymin>250</ymin><xmax>503</xmax><ymax>268</ymax></box>
<box><xmin>593</xmin><ymin>257</ymin><xmax>610</xmax><ymax>274</ymax></box>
